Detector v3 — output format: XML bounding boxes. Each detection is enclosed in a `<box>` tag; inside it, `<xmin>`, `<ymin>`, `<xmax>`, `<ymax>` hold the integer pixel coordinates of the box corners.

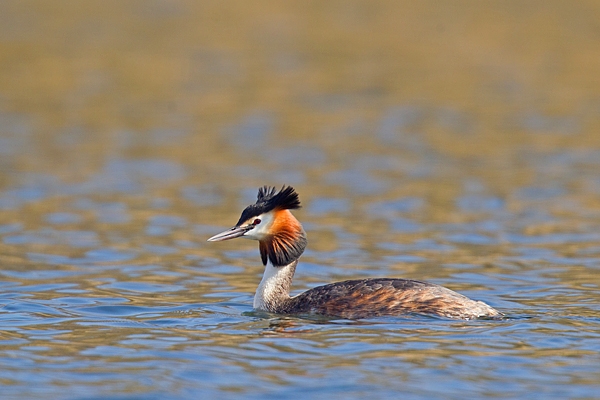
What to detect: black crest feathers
<box><xmin>259</xmin><ymin>185</ymin><xmax>301</xmax><ymax>211</ymax></box>
<box><xmin>257</xmin><ymin>186</ymin><xmax>277</xmax><ymax>202</ymax></box>
<box><xmin>236</xmin><ymin>185</ymin><xmax>301</xmax><ymax>226</ymax></box>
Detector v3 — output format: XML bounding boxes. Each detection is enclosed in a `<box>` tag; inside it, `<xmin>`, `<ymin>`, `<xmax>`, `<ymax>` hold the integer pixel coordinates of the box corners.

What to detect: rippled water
<box><xmin>1</xmin><ymin>2</ymin><xmax>600</xmax><ymax>399</ymax></box>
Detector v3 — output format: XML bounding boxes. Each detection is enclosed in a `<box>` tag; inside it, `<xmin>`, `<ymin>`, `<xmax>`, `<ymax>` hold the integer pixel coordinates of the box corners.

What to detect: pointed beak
<box><xmin>207</xmin><ymin>225</ymin><xmax>251</xmax><ymax>242</ymax></box>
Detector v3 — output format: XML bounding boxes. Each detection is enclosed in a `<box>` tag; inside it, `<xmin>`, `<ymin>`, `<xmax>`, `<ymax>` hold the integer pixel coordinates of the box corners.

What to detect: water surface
<box><xmin>1</xmin><ymin>2</ymin><xmax>600</xmax><ymax>399</ymax></box>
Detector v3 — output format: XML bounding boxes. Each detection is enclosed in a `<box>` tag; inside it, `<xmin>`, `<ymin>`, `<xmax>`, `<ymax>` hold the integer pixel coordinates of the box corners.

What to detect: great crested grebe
<box><xmin>208</xmin><ymin>186</ymin><xmax>502</xmax><ymax>320</ymax></box>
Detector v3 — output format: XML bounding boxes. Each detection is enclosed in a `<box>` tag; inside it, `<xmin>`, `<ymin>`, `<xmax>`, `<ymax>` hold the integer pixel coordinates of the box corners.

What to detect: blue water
<box><xmin>1</xmin><ymin>133</ymin><xmax>599</xmax><ymax>399</ymax></box>
<box><xmin>1</xmin><ymin>2</ymin><xmax>600</xmax><ymax>399</ymax></box>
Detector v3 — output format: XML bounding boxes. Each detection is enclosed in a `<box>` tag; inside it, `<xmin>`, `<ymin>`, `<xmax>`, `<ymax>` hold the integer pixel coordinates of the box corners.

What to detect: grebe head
<box><xmin>207</xmin><ymin>185</ymin><xmax>307</xmax><ymax>266</ymax></box>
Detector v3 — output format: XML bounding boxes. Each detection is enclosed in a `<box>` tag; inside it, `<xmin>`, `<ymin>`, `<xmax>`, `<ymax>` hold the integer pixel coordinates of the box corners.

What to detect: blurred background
<box><xmin>1</xmin><ymin>1</ymin><xmax>600</xmax><ymax>399</ymax></box>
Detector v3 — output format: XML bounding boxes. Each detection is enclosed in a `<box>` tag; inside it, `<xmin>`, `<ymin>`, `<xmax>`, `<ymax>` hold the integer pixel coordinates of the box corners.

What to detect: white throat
<box><xmin>253</xmin><ymin>260</ymin><xmax>296</xmax><ymax>311</ymax></box>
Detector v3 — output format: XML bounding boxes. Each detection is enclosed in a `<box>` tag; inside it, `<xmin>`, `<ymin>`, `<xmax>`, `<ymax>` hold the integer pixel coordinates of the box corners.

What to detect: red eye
<box><xmin>253</xmin><ymin>218</ymin><xmax>261</xmax><ymax>225</ymax></box>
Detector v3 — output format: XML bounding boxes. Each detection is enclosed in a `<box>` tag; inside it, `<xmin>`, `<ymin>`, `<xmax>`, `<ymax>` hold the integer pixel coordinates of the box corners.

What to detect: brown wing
<box><xmin>285</xmin><ymin>278</ymin><xmax>501</xmax><ymax>320</ymax></box>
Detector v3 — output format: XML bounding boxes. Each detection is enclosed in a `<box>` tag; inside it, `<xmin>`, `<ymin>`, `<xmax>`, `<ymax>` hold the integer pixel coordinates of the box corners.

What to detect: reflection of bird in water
<box><xmin>208</xmin><ymin>186</ymin><xmax>502</xmax><ymax>320</ymax></box>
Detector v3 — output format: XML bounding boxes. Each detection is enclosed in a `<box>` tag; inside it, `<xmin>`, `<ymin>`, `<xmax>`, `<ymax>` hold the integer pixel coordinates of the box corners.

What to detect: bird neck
<box><xmin>253</xmin><ymin>259</ymin><xmax>298</xmax><ymax>312</ymax></box>
<box><xmin>258</xmin><ymin>212</ymin><xmax>307</xmax><ymax>267</ymax></box>
<box><xmin>253</xmin><ymin>212</ymin><xmax>306</xmax><ymax>312</ymax></box>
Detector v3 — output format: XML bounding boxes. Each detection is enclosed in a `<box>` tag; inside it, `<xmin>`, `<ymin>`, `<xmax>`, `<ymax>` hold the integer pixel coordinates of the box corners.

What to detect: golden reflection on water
<box><xmin>0</xmin><ymin>1</ymin><xmax>600</xmax><ymax>398</ymax></box>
